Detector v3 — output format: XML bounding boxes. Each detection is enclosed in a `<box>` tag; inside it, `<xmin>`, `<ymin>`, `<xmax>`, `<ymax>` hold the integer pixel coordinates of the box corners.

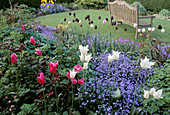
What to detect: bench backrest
<box><xmin>108</xmin><ymin>0</ymin><xmax>139</xmax><ymax>27</ymax></box>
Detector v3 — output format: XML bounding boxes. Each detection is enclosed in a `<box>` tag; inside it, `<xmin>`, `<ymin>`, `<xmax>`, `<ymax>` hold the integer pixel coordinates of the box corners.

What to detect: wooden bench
<box><xmin>108</xmin><ymin>0</ymin><xmax>155</xmax><ymax>38</ymax></box>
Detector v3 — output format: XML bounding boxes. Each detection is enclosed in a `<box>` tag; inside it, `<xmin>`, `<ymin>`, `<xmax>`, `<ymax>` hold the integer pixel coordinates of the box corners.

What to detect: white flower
<box><xmin>79</xmin><ymin>45</ymin><xmax>89</xmax><ymax>55</ymax></box>
<box><xmin>79</xmin><ymin>54</ymin><xmax>85</xmax><ymax>62</ymax></box>
<box><xmin>148</xmin><ymin>27</ymin><xmax>152</xmax><ymax>31</ymax></box>
<box><xmin>108</xmin><ymin>54</ymin><xmax>114</xmax><ymax>63</ymax></box>
<box><xmin>112</xmin><ymin>50</ymin><xmax>120</xmax><ymax>60</ymax></box>
<box><xmin>149</xmin><ymin>87</ymin><xmax>156</xmax><ymax>96</ymax></box>
<box><xmin>79</xmin><ymin>20</ymin><xmax>81</xmax><ymax>23</ymax></box>
<box><xmin>144</xmin><ymin>90</ymin><xmax>149</xmax><ymax>99</ymax></box>
<box><xmin>90</xmin><ymin>24</ymin><xmax>94</xmax><ymax>28</ymax></box>
<box><xmin>83</xmin><ymin>62</ymin><xmax>88</xmax><ymax>70</ymax></box>
<box><xmin>142</xmin><ymin>28</ymin><xmax>145</xmax><ymax>32</ymax></box>
<box><xmin>138</xmin><ymin>29</ymin><xmax>141</xmax><ymax>32</ymax></box>
<box><xmin>153</xmin><ymin>89</ymin><xmax>163</xmax><ymax>99</ymax></box>
<box><xmin>161</xmin><ymin>29</ymin><xmax>165</xmax><ymax>33</ymax></box>
<box><xmin>85</xmin><ymin>54</ymin><xmax>92</xmax><ymax>62</ymax></box>
<box><xmin>140</xmin><ymin>56</ymin><xmax>155</xmax><ymax>69</ymax></box>
<box><xmin>134</xmin><ymin>23</ymin><xmax>137</xmax><ymax>28</ymax></box>
<box><xmin>152</xmin><ymin>27</ymin><xmax>155</xmax><ymax>31</ymax></box>
<box><xmin>70</xmin><ymin>69</ymin><xmax>77</xmax><ymax>78</ymax></box>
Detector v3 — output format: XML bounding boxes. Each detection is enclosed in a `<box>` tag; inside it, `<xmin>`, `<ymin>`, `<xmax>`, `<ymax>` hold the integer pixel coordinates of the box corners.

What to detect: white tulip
<box><xmin>79</xmin><ymin>20</ymin><xmax>81</xmax><ymax>23</ymax></box>
<box><xmin>70</xmin><ymin>69</ymin><xmax>77</xmax><ymax>78</ymax></box>
<box><xmin>153</xmin><ymin>89</ymin><xmax>163</xmax><ymax>99</ymax></box>
<box><xmin>90</xmin><ymin>24</ymin><xmax>94</xmax><ymax>28</ymax></box>
<box><xmin>149</xmin><ymin>87</ymin><xmax>156</xmax><ymax>96</ymax></box>
<box><xmin>85</xmin><ymin>54</ymin><xmax>92</xmax><ymax>62</ymax></box>
<box><xmin>134</xmin><ymin>23</ymin><xmax>138</xmax><ymax>28</ymax></box>
<box><xmin>138</xmin><ymin>29</ymin><xmax>141</xmax><ymax>32</ymax></box>
<box><xmin>152</xmin><ymin>27</ymin><xmax>155</xmax><ymax>31</ymax></box>
<box><xmin>140</xmin><ymin>56</ymin><xmax>155</xmax><ymax>69</ymax></box>
<box><xmin>161</xmin><ymin>29</ymin><xmax>165</xmax><ymax>33</ymax></box>
<box><xmin>83</xmin><ymin>62</ymin><xmax>88</xmax><ymax>70</ymax></box>
<box><xmin>142</xmin><ymin>28</ymin><xmax>145</xmax><ymax>32</ymax></box>
<box><xmin>112</xmin><ymin>50</ymin><xmax>120</xmax><ymax>60</ymax></box>
<box><xmin>144</xmin><ymin>90</ymin><xmax>149</xmax><ymax>99</ymax></box>
<box><xmin>79</xmin><ymin>54</ymin><xmax>85</xmax><ymax>62</ymax></box>
<box><xmin>79</xmin><ymin>45</ymin><xmax>89</xmax><ymax>56</ymax></box>
<box><xmin>148</xmin><ymin>27</ymin><xmax>152</xmax><ymax>31</ymax></box>
<box><xmin>108</xmin><ymin>54</ymin><xmax>114</xmax><ymax>63</ymax></box>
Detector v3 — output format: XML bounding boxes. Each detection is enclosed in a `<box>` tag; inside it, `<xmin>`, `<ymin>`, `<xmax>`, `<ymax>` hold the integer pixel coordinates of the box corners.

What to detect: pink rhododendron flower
<box><xmin>71</xmin><ymin>78</ymin><xmax>77</xmax><ymax>84</ymax></box>
<box><xmin>78</xmin><ymin>78</ymin><xmax>84</xmax><ymax>85</ymax></box>
<box><xmin>74</xmin><ymin>65</ymin><xmax>82</xmax><ymax>73</ymax></box>
<box><xmin>11</xmin><ymin>53</ymin><xmax>17</xmax><ymax>64</ymax></box>
<box><xmin>67</xmin><ymin>72</ymin><xmax>70</xmax><ymax>78</ymax></box>
<box><xmin>48</xmin><ymin>91</ymin><xmax>53</xmax><ymax>96</ymax></box>
<box><xmin>48</xmin><ymin>62</ymin><xmax>58</xmax><ymax>73</ymax></box>
<box><xmin>22</xmin><ymin>25</ymin><xmax>25</xmax><ymax>31</ymax></box>
<box><xmin>29</xmin><ymin>36</ymin><xmax>36</xmax><ymax>45</ymax></box>
<box><xmin>37</xmin><ymin>73</ymin><xmax>45</xmax><ymax>85</ymax></box>
<box><xmin>103</xmin><ymin>20</ymin><xmax>106</xmax><ymax>23</ymax></box>
<box><xmin>35</xmin><ymin>49</ymin><xmax>42</xmax><ymax>56</ymax></box>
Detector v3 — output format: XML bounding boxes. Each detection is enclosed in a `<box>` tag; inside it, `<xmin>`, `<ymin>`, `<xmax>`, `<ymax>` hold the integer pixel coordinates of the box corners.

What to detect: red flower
<box><xmin>35</xmin><ymin>49</ymin><xmax>42</xmax><ymax>56</ymax></box>
<box><xmin>29</xmin><ymin>36</ymin><xmax>36</xmax><ymax>45</ymax></box>
<box><xmin>74</xmin><ymin>65</ymin><xmax>82</xmax><ymax>73</ymax></box>
<box><xmin>48</xmin><ymin>91</ymin><xmax>53</xmax><ymax>96</ymax></box>
<box><xmin>22</xmin><ymin>25</ymin><xmax>25</xmax><ymax>31</ymax></box>
<box><xmin>37</xmin><ymin>73</ymin><xmax>45</xmax><ymax>85</ymax></box>
<box><xmin>38</xmin><ymin>42</ymin><xmax>41</xmax><ymax>46</ymax></box>
<box><xmin>71</xmin><ymin>78</ymin><xmax>77</xmax><ymax>84</ymax></box>
<box><xmin>67</xmin><ymin>72</ymin><xmax>70</xmax><ymax>78</ymax></box>
<box><xmin>48</xmin><ymin>62</ymin><xmax>58</xmax><ymax>73</ymax></box>
<box><xmin>11</xmin><ymin>53</ymin><xmax>17</xmax><ymax>64</ymax></box>
<box><xmin>78</xmin><ymin>78</ymin><xmax>84</xmax><ymax>85</ymax></box>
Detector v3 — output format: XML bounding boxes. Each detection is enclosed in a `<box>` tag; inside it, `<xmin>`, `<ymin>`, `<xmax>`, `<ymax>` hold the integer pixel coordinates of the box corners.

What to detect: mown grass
<box><xmin>36</xmin><ymin>10</ymin><xmax>170</xmax><ymax>42</ymax></box>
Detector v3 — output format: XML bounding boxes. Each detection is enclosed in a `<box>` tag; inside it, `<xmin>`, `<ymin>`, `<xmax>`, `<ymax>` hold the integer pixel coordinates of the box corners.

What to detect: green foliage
<box><xmin>60</xmin><ymin>3</ymin><xmax>80</xmax><ymax>10</ymax></box>
<box><xmin>138</xmin><ymin>61</ymin><xmax>170</xmax><ymax>114</ymax></box>
<box><xmin>159</xmin><ymin>9</ymin><xmax>170</xmax><ymax>16</ymax></box>
<box><xmin>74</xmin><ymin>0</ymin><xmax>107</xmax><ymax>9</ymax></box>
<box><xmin>131</xmin><ymin>2</ymin><xmax>147</xmax><ymax>15</ymax></box>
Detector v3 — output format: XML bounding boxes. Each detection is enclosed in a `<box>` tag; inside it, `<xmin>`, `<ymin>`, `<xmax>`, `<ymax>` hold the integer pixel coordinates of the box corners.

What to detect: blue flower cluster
<box><xmin>77</xmin><ymin>52</ymin><xmax>154</xmax><ymax>114</ymax></box>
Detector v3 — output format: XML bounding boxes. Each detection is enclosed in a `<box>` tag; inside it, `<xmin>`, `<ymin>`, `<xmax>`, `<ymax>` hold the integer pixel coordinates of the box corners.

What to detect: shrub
<box><xmin>131</xmin><ymin>2</ymin><xmax>147</xmax><ymax>15</ymax></box>
<box><xmin>159</xmin><ymin>9</ymin><xmax>170</xmax><ymax>16</ymax></box>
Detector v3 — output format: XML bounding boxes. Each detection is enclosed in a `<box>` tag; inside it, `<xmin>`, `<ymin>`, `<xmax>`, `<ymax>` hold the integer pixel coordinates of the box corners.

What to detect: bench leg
<box><xmin>135</xmin><ymin>28</ymin><xmax>138</xmax><ymax>39</ymax></box>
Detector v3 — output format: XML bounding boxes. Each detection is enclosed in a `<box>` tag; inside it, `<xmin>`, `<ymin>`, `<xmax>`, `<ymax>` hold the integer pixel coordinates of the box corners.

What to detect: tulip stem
<box><xmin>108</xmin><ymin>63</ymin><xmax>111</xmax><ymax>106</ymax></box>
<box><xmin>83</xmin><ymin>69</ymin><xmax>84</xmax><ymax>94</ymax></box>
<box><xmin>54</xmin><ymin>74</ymin><xmax>58</xmax><ymax>113</ymax></box>
<box><xmin>72</xmin><ymin>84</ymin><xmax>74</xmax><ymax>112</ymax></box>
<box><xmin>113</xmin><ymin>61</ymin><xmax>117</xmax><ymax>86</ymax></box>
<box><xmin>133</xmin><ymin>68</ymin><xmax>142</xmax><ymax>107</ymax></box>
<box><xmin>43</xmin><ymin>87</ymin><xmax>47</xmax><ymax>115</ymax></box>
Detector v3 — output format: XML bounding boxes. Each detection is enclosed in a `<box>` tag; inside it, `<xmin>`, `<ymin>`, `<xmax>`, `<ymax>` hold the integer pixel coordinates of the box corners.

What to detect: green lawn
<box><xmin>36</xmin><ymin>10</ymin><xmax>170</xmax><ymax>42</ymax></box>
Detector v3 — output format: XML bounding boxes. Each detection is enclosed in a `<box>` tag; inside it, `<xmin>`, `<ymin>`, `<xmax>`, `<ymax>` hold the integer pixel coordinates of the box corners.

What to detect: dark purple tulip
<box><xmin>75</xmin><ymin>18</ymin><xmax>78</xmax><ymax>21</ymax></box>
<box><xmin>77</xmin><ymin>19</ymin><xmax>79</xmax><ymax>23</ymax></box>
<box><xmin>95</xmin><ymin>25</ymin><xmax>97</xmax><ymax>29</ymax></box>
<box><xmin>158</xmin><ymin>25</ymin><xmax>162</xmax><ymax>30</ymax></box>
<box><xmin>73</xmin><ymin>13</ymin><xmax>76</xmax><ymax>17</ymax></box>
<box><xmin>61</xmin><ymin>22</ymin><xmax>63</xmax><ymax>24</ymax></box>
<box><xmin>85</xmin><ymin>17</ymin><xmax>87</xmax><ymax>20</ymax></box>
<box><xmin>98</xmin><ymin>16</ymin><xmax>101</xmax><ymax>20</ymax></box>
<box><xmin>115</xmin><ymin>26</ymin><xmax>118</xmax><ymax>30</ymax></box>
<box><xmin>80</xmin><ymin>25</ymin><xmax>82</xmax><ymax>27</ymax></box>
<box><xmin>111</xmin><ymin>16</ymin><xmax>113</xmax><ymax>20</ymax></box>
<box><xmin>90</xmin><ymin>21</ymin><xmax>93</xmax><ymax>24</ymax></box>
<box><xmin>112</xmin><ymin>22</ymin><xmax>117</xmax><ymax>25</ymax></box>
<box><xmin>72</xmin><ymin>20</ymin><xmax>75</xmax><ymax>22</ymax></box>
<box><xmin>88</xmin><ymin>18</ymin><xmax>90</xmax><ymax>21</ymax></box>
<box><xmin>105</xmin><ymin>18</ymin><xmax>108</xmax><ymax>21</ymax></box>
<box><xmin>69</xmin><ymin>12</ymin><xmax>71</xmax><ymax>15</ymax></box>
<box><xmin>89</xmin><ymin>22</ymin><xmax>91</xmax><ymax>25</ymax></box>
<box><xmin>124</xmin><ymin>28</ymin><xmax>127</xmax><ymax>31</ymax></box>
<box><xmin>87</xmin><ymin>15</ymin><xmax>90</xmax><ymax>18</ymax></box>
<box><xmin>64</xmin><ymin>18</ymin><xmax>66</xmax><ymax>21</ymax></box>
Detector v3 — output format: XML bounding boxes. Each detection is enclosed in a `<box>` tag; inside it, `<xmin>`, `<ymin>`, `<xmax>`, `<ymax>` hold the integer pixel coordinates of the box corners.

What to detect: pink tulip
<box><xmin>38</xmin><ymin>43</ymin><xmax>41</xmax><ymax>46</ymax></box>
<box><xmin>22</xmin><ymin>25</ymin><xmax>25</xmax><ymax>31</ymax></box>
<box><xmin>103</xmin><ymin>20</ymin><xmax>106</xmax><ymax>24</ymax></box>
<box><xmin>48</xmin><ymin>91</ymin><xmax>53</xmax><ymax>96</ymax></box>
<box><xmin>35</xmin><ymin>49</ymin><xmax>42</xmax><ymax>56</ymax></box>
<box><xmin>37</xmin><ymin>72</ymin><xmax>45</xmax><ymax>85</ymax></box>
<box><xmin>74</xmin><ymin>65</ymin><xmax>82</xmax><ymax>73</ymax></box>
<box><xmin>67</xmin><ymin>72</ymin><xmax>70</xmax><ymax>78</ymax></box>
<box><xmin>29</xmin><ymin>36</ymin><xmax>36</xmax><ymax>45</ymax></box>
<box><xmin>48</xmin><ymin>62</ymin><xmax>58</xmax><ymax>73</ymax></box>
<box><xmin>78</xmin><ymin>78</ymin><xmax>84</xmax><ymax>85</ymax></box>
<box><xmin>71</xmin><ymin>78</ymin><xmax>77</xmax><ymax>84</ymax></box>
<box><xmin>11</xmin><ymin>53</ymin><xmax>17</xmax><ymax>64</ymax></box>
